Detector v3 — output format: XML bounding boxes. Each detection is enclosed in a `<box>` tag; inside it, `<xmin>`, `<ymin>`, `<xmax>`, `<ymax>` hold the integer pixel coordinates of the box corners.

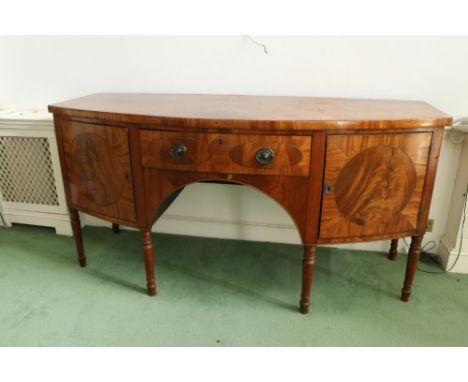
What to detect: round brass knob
<box><xmin>255</xmin><ymin>148</ymin><xmax>275</xmax><ymax>164</ymax></box>
<box><xmin>169</xmin><ymin>143</ymin><xmax>187</xmax><ymax>160</ymax></box>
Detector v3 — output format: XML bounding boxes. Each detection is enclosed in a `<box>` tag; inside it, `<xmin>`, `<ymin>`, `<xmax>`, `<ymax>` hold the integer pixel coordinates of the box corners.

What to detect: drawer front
<box><xmin>140</xmin><ymin>130</ymin><xmax>311</xmax><ymax>176</ymax></box>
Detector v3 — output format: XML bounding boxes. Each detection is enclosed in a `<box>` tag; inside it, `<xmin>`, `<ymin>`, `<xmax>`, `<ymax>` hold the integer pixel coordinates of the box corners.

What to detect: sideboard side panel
<box><xmin>304</xmin><ymin>132</ymin><xmax>326</xmax><ymax>244</ymax></box>
<box><xmin>416</xmin><ymin>127</ymin><xmax>445</xmax><ymax>233</ymax></box>
<box><xmin>128</xmin><ymin>125</ymin><xmax>150</xmax><ymax>228</ymax></box>
<box><xmin>53</xmin><ymin>117</ymin><xmax>73</xmax><ymax>209</ymax></box>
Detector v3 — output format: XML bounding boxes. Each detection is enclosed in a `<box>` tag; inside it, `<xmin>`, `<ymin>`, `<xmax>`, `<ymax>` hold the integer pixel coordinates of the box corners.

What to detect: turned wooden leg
<box><xmin>112</xmin><ymin>223</ymin><xmax>120</xmax><ymax>234</ymax></box>
<box><xmin>69</xmin><ymin>209</ymin><xmax>86</xmax><ymax>267</ymax></box>
<box><xmin>300</xmin><ymin>245</ymin><xmax>316</xmax><ymax>314</ymax></box>
<box><xmin>388</xmin><ymin>238</ymin><xmax>398</xmax><ymax>261</ymax></box>
<box><xmin>401</xmin><ymin>235</ymin><xmax>423</xmax><ymax>302</ymax></box>
<box><xmin>141</xmin><ymin>230</ymin><xmax>156</xmax><ymax>296</ymax></box>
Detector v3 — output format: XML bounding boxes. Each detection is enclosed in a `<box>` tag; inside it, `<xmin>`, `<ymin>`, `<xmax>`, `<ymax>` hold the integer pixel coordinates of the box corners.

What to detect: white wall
<box><xmin>439</xmin><ymin>136</ymin><xmax>468</xmax><ymax>272</ymax></box>
<box><xmin>2</xmin><ymin>36</ymin><xmax>467</xmax><ymax>252</ymax></box>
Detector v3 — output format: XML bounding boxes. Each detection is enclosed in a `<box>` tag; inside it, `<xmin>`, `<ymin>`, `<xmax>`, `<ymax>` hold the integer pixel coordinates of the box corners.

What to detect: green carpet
<box><xmin>0</xmin><ymin>224</ymin><xmax>467</xmax><ymax>346</ymax></box>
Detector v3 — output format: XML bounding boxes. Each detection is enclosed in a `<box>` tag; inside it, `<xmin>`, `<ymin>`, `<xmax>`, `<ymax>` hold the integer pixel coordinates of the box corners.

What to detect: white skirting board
<box><xmin>82</xmin><ymin>213</ymin><xmax>394</xmax><ymax>253</ymax></box>
<box><xmin>1</xmin><ymin>208</ymin><xmax>72</xmax><ymax>235</ymax></box>
<box><xmin>80</xmin><ymin>182</ymin><xmax>405</xmax><ymax>253</ymax></box>
<box><xmin>438</xmin><ymin>234</ymin><xmax>468</xmax><ymax>273</ymax></box>
<box><xmin>83</xmin><ymin>212</ymin><xmax>302</xmax><ymax>244</ymax></box>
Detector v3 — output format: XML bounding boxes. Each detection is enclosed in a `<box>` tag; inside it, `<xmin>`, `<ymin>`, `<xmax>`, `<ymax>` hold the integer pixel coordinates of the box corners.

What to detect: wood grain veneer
<box><xmin>320</xmin><ymin>132</ymin><xmax>432</xmax><ymax>240</ymax></box>
<box><xmin>49</xmin><ymin>93</ymin><xmax>452</xmax><ymax>131</ymax></box>
<box><xmin>60</xmin><ymin>119</ymin><xmax>136</xmax><ymax>223</ymax></box>
<box><xmin>140</xmin><ymin>130</ymin><xmax>311</xmax><ymax>176</ymax></box>
<box><xmin>48</xmin><ymin>93</ymin><xmax>452</xmax><ymax>314</ymax></box>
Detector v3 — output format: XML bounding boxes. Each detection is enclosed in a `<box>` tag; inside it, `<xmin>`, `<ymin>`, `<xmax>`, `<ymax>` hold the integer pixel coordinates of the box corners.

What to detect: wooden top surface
<box><xmin>48</xmin><ymin>93</ymin><xmax>452</xmax><ymax>131</ymax></box>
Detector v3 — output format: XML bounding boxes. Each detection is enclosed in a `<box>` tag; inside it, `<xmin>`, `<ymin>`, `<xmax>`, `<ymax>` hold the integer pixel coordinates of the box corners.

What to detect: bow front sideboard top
<box><xmin>48</xmin><ymin>94</ymin><xmax>452</xmax><ymax>314</ymax></box>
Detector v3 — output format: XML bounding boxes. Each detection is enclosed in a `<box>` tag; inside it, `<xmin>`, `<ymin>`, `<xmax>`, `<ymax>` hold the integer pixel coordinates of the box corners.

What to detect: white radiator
<box><xmin>0</xmin><ymin>113</ymin><xmax>71</xmax><ymax>235</ymax></box>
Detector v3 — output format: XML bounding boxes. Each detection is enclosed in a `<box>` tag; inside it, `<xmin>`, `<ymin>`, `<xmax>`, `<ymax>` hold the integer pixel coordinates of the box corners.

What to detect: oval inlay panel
<box><xmin>71</xmin><ymin>133</ymin><xmax>125</xmax><ymax>206</ymax></box>
<box><xmin>334</xmin><ymin>145</ymin><xmax>416</xmax><ymax>226</ymax></box>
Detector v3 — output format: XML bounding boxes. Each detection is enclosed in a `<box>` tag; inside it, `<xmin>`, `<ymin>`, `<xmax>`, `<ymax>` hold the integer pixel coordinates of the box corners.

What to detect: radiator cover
<box><xmin>0</xmin><ymin>115</ymin><xmax>71</xmax><ymax>235</ymax></box>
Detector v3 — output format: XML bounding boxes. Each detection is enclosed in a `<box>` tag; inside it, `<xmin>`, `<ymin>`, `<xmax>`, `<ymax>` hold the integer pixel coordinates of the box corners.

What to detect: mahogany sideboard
<box><xmin>48</xmin><ymin>94</ymin><xmax>452</xmax><ymax>314</ymax></box>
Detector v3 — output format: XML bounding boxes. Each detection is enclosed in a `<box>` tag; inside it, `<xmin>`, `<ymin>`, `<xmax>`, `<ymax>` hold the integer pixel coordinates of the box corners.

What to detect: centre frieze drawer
<box><xmin>140</xmin><ymin>130</ymin><xmax>311</xmax><ymax>176</ymax></box>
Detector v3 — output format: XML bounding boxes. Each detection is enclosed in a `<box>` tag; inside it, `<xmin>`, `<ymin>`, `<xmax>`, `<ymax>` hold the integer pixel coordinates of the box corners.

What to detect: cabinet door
<box><xmin>61</xmin><ymin>121</ymin><xmax>136</xmax><ymax>223</ymax></box>
<box><xmin>319</xmin><ymin>133</ymin><xmax>432</xmax><ymax>240</ymax></box>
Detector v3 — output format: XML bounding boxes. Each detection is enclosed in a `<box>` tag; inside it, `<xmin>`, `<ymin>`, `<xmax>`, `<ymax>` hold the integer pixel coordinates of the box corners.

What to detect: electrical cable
<box><xmin>245</xmin><ymin>35</ymin><xmax>268</xmax><ymax>54</ymax></box>
<box><xmin>421</xmin><ymin>240</ymin><xmax>436</xmax><ymax>253</ymax></box>
<box><xmin>417</xmin><ymin>188</ymin><xmax>468</xmax><ymax>274</ymax></box>
<box><xmin>0</xmin><ymin>212</ymin><xmax>6</xmax><ymax>227</ymax></box>
<box><xmin>446</xmin><ymin>188</ymin><xmax>468</xmax><ymax>272</ymax></box>
<box><xmin>447</xmin><ymin>127</ymin><xmax>465</xmax><ymax>145</ymax></box>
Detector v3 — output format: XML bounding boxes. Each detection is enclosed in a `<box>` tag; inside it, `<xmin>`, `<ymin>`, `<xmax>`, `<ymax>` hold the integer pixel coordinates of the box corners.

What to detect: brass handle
<box><xmin>255</xmin><ymin>148</ymin><xmax>275</xmax><ymax>165</ymax></box>
<box><xmin>169</xmin><ymin>143</ymin><xmax>187</xmax><ymax>160</ymax></box>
